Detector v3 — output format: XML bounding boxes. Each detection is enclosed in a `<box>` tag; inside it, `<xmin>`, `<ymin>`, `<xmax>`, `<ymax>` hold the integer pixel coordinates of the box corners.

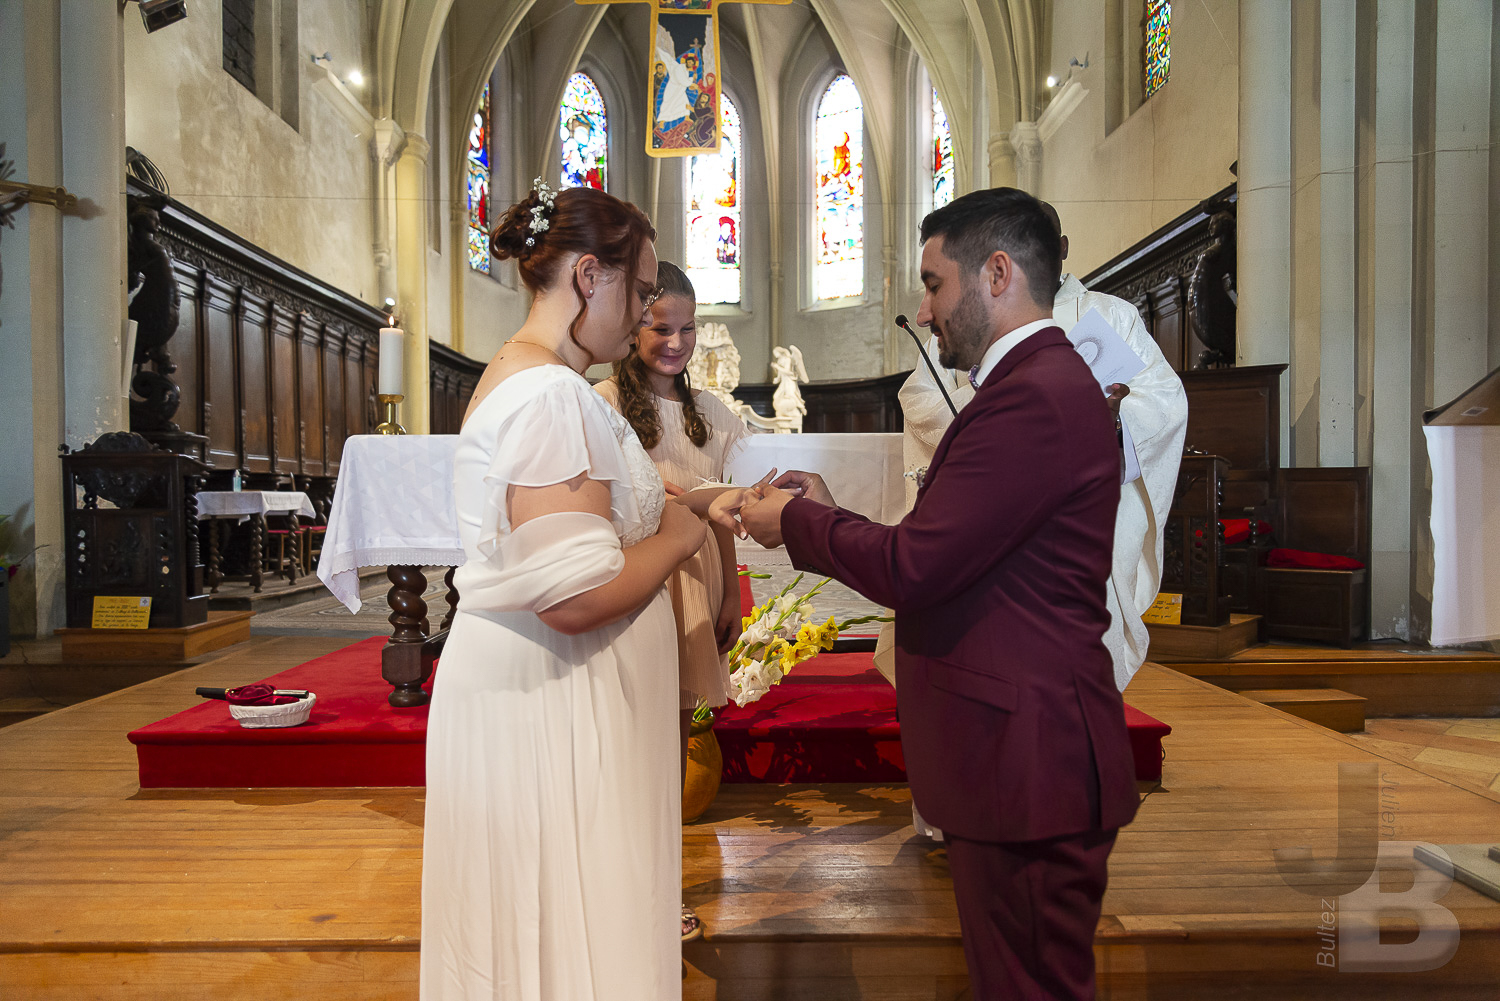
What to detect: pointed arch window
<box><xmin>466</xmin><ymin>81</ymin><xmax>492</xmax><ymax>273</ymax></box>
<box><xmin>814</xmin><ymin>74</ymin><xmax>864</xmax><ymax>301</ymax></box>
<box><xmin>931</xmin><ymin>87</ymin><xmax>954</xmax><ymax>210</ymax></box>
<box><xmin>1144</xmin><ymin>0</ymin><xmax>1171</xmax><ymax>98</ymax></box>
<box><xmin>560</xmin><ymin>72</ymin><xmax>608</xmax><ymax>190</ymax></box>
<box><xmin>685</xmin><ymin>93</ymin><xmax>743</xmax><ymax>305</ymax></box>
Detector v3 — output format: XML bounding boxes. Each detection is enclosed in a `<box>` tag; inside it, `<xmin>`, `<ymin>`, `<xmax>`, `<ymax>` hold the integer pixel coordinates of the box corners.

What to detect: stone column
<box><xmin>59</xmin><ymin>0</ymin><xmax>128</xmax><ymax>447</ymax></box>
<box><xmin>395</xmin><ymin>133</ymin><xmax>432</xmax><ymax>435</ymax></box>
<box><xmin>1008</xmin><ymin>122</ymin><xmax>1042</xmax><ymax>193</ymax></box>
<box><xmin>27</xmin><ymin>1</ymin><xmax>127</xmax><ymax>635</ymax></box>
<box><xmin>371</xmin><ymin>119</ymin><xmax>406</xmax><ymax>310</ymax></box>
<box><xmin>1365</xmin><ymin>0</ymin><xmax>1417</xmax><ymax>639</ymax></box>
<box><xmin>1236</xmin><ymin>0</ymin><xmax>1294</xmax><ymax>458</ymax></box>
<box><xmin>987</xmin><ymin>132</ymin><xmax>1017</xmax><ymax>190</ymax></box>
<box><xmin>1430</xmin><ymin>0</ymin><xmax>1492</xmax><ymax>404</ymax></box>
<box><xmin>1317</xmin><ymin>0</ymin><xmax>1358</xmax><ymax>466</ymax></box>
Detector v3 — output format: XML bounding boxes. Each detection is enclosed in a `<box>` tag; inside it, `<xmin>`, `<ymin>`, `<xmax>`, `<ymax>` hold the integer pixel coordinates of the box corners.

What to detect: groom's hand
<box><xmin>772</xmin><ymin>469</ymin><xmax>835</xmax><ymax>507</ymax></box>
<box><xmin>739</xmin><ymin>486</ymin><xmax>793</xmax><ymax>548</ymax></box>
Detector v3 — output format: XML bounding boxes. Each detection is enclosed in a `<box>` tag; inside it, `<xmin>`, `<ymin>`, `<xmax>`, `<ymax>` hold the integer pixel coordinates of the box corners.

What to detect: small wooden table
<box><xmin>316</xmin><ymin>436</ymin><xmax>465</xmax><ymax>707</ymax></box>
<box><xmin>196</xmin><ymin>490</ymin><xmax>316</xmax><ymax>593</ymax></box>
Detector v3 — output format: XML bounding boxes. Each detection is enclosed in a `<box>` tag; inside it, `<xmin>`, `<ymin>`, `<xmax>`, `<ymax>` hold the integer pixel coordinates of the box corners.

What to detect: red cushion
<box><xmin>1266</xmin><ymin>548</ymin><xmax>1365</xmax><ymax>571</ymax></box>
<box><xmin>1219</xmin><ymin>518</ymin><xmax>1274</xmax><ymax>545</ymax></box>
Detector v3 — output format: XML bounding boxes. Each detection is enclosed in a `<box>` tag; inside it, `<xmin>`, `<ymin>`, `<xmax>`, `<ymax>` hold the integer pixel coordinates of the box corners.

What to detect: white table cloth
<box><xmin>196</xmin><ymin>490</ymin><xmax>316</xmax><ymax>523</ymax></box>
<box><xmin>1424</xmin><ymin>425</ymin><xmax>1500</xmax><ymax>645</ymax></box>
<box><xmin>316</xmin><ymin>435</ymin><xmax>465</xmax><ymax>613</ymax></box>
<box><xmin>725</xmin><ymin>432</ymin><xmax>905</xmax><ymax>567</ymax></box>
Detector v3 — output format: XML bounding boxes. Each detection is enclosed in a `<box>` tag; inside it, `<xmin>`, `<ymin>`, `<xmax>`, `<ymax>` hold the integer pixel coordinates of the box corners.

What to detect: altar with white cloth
<box><xmin>316</xmin><ymin>434</ymin><xmax>465</xmax><ymax>706</ymax></box>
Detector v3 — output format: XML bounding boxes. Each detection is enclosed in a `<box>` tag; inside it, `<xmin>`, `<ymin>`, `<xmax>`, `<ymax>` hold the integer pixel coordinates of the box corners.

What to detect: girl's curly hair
<box><xmin>612</xmin><ymin>262</ymin><xmax>709</xmax><ymax>450</ymax></box>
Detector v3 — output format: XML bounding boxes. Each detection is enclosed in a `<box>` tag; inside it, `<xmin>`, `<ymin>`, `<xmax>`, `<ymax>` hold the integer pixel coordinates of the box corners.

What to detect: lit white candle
<box><xmin>378</xmin><ymin>318</ymin><xmax>404</xmax><ymax>395</ymax></box>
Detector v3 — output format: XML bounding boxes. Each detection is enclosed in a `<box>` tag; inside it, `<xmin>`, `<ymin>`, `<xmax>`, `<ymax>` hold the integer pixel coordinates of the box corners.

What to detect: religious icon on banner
<box><xmin>575</xmin><ymin>0</ymin><xmax>791</xmax><ymax>158</ymax></box>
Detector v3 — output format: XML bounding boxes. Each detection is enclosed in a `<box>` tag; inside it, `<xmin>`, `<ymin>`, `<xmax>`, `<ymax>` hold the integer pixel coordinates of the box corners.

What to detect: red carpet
<box><xmin>717</xmin><ymin>658</ymin><xmax>1170</xmax><ymax>784</ymax></box>
<box><xmin>128</xmin><ymin>637</ymin><xmax>431</xmax><ymax>788</ymax></box>
<box><xmin>129</xmin><ymin>639</ymin><xmax>1170</xmax><ymax>789</ymax></box>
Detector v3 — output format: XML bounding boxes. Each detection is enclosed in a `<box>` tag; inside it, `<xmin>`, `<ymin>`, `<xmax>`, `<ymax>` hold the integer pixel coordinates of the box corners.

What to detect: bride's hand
<box><xmin>657</xmin><ymin>500</ymin><xmax>707</xmax><ymax>558</ymax></box>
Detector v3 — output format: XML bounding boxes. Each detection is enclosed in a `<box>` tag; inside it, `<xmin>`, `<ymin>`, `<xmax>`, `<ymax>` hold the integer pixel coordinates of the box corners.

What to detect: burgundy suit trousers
<box><xmin>944</xmin><ymin>828</ymin><xmax>1117</xmax><ymax>1001</ymax></box>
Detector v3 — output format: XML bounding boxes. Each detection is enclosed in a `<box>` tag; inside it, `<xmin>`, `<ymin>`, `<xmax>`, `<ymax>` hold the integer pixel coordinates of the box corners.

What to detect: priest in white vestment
<box><xmin>886</xmin><ymin>205</ymin><xmax>1188</xmax><ymax>695</ymax></box>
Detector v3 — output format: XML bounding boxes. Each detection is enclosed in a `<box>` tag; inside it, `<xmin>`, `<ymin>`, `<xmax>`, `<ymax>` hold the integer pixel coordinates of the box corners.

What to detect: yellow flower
<box><xmin>816</xmin><ymin>616</ymin><xmax>838</xmax><ymax>650</ymax></box>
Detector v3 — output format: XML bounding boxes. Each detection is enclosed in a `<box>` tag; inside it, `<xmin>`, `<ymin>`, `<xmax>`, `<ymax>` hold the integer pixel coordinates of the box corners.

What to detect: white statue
<box><xmin>770</xmin><ymin>344</ymin><xmax>809</xmax><ymax>433</ymax></box>
<box><xmin>687</xmin><ymin>321</ymin><xmax>742</xmax><ymax>410</ymax></box>
<box><xmin>685</xmin><ymin>324</ymin><xmax>805</xmax><ymax>434</ymax></box>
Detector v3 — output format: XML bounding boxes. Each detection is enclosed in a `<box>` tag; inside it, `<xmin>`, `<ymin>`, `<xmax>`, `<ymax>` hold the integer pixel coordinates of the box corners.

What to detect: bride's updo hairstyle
<box><xmin>492</xmin><ymin>185</ymin><xmax>657</xmax><ymax>352</ymax></box>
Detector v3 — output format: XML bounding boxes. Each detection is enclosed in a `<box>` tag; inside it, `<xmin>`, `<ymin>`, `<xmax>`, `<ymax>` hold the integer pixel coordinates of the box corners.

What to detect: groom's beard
<box><xmin>935</xmin><ymin>283</ymin><xmax>991</xmax><ymax>371</ymax></box>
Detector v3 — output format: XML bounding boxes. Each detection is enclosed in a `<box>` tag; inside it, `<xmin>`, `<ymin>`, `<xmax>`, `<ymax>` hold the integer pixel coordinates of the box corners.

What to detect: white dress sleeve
<box><xmin>475</xmin><ymin>375</ymin><xmax>645</xmax><ymax>558</ymax></box>
<box><xmin>457</xmin><ymin>373</ymin><xmax>647</xmax><ymax>615</ymax></box>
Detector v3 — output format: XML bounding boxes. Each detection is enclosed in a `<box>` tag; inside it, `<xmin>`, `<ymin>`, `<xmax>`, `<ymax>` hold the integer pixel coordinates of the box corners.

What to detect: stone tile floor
<box><xmin>1350</xmin><ymin>718</ymin><xmax>1500</xmax><ymax>794</ymax></box>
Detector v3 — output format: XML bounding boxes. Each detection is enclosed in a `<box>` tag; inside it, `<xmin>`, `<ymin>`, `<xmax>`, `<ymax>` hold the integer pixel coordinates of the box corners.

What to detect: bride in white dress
<box><xmin>421</xmin><ymin>183</ymin><xmax>709</xmax><ymax>1000</ymax></box>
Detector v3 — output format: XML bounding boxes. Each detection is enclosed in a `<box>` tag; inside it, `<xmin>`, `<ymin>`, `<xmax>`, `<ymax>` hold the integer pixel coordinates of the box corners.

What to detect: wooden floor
<box><xmin>3</xmin><ymin>640</ymin><xmax>1500</xmax><ymax>998</ymax></box>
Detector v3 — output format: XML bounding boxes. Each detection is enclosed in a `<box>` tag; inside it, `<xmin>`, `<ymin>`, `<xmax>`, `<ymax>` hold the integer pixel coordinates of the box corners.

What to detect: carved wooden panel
<box><xmin>429</xmin><ymin>341</ymin><xmax>485</xmax><ymax>436</ymax></box>
<box><xmin>238</xmin><ymin>293</ymin><xmax>271</xmax><ymax>473</ymax></box>
<box><xmin>270</xmin><ymin>306</ymin><xmax>299</xmax><ymax>472</ymax></box>
<box><xmin>1179</xmin><ymin>365</ymin><xmax>1286</xmax><ymax>476</ymax></box>
<box><xmin>1083</xmin><ymin>182</ymin><xmax>1237</xmax><ymax>372</ymax></box>
<box><xmin>201</xmin><ymin>274</ymin><xmax>240</xmax><ymax>468</ymax></box>
<box><xmin>1162</xmin><ymin>454</ymin><xmax>1230</xmax><ymax>627</ymax></box>
<box><xmin>172</xmin><ymin>265</ymin><xmax>204</xmax><ymax>439</ymax></box>
<box><xmin>323</xmin><ymin>328</ymin><xmax>347</xmax><ymax>473</ymax></box>
<box><xmin>1145</xmin><ymin>277</ymin><xmax>1185</xmax><ymax>371</ymax></box>
<box><xmin>298</xmin><ymin>321</ymin><xmax>325</xmax><ymax>475</ymax></box>
<box><xmin>132</xmin><ymin>177</ymin><xmax>386</xmax><ymax>490</ymax></box>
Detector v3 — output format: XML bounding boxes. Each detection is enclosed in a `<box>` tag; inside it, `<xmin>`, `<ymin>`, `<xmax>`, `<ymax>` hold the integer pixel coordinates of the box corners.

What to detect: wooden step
<box><xmin>1240</xmin><ymin>688</ymin><xmax>1366</xmax><ymax>732</ymax></box>
<box><xmin>55</xmin><ymin>610</ymin><xmax>254</xmax><ymax>661</ymax></box>
<box><xmin>1146</xmin><ymin>613</ymin><xmax>1261</xmax><ymax>660</ymax></box>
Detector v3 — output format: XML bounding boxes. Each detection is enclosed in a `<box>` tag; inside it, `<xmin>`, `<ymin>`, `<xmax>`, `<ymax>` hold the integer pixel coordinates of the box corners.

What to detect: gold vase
<box><xmin>683</xmin><ymin>712</ymin><xmax>723</xmax><ymax>824</ymax></box>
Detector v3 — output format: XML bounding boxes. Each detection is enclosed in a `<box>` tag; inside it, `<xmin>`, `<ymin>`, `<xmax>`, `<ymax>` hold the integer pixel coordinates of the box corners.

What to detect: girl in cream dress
<box><xmin>420</xmin><ymin>185</ymin><xmax>708</xmax><ymax>1001</ymax></box>
<box><xmin>595</xmin><ymin>262</ymin><xmax>748</xmax><ymax>941</ymax></box>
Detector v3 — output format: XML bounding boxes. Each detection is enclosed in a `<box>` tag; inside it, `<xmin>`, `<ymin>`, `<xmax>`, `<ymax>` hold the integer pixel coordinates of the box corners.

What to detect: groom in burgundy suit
<box><xmin>724</xmin><ymin>188</ymin><xmax>1139</xmax><ymax>999</ymax></box>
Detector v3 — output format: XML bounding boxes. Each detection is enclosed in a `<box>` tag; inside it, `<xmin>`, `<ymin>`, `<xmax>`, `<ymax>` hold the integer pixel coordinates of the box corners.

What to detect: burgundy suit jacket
<box><xmin>781</xmin><ymin>328</ymin><xmax>1139</xmax><ymax>843</ymax></box>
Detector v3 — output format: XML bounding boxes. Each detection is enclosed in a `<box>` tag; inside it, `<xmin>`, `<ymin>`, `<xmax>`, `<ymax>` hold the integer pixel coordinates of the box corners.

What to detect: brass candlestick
<box><xmin>376</xmin><ymin>393</ymin><xmax>407</xmax><ymax>435</ymax></box>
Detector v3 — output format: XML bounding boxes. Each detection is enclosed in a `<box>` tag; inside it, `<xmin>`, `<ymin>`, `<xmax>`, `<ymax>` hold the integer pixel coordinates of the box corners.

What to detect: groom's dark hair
<box><xmin>920</xmin><ymin>187</ymin><xmax>1061</xmax><ymax>309</ymax></box>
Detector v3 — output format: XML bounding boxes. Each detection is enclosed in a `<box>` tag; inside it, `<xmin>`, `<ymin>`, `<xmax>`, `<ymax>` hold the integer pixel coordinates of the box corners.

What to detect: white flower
<box><xmin>770</xmin><ymin>594</ymin><xmax>805</xmax><ymax>636</ymax></box>
<box><xmin>741</xmin><ymin>616</ymin><xmax>774</xmax><ymax>650</ymax></box>
<box><xmin>730</xmin><ymin>659</ymin><xmax>776</xmax><ymax>706</ymax></box>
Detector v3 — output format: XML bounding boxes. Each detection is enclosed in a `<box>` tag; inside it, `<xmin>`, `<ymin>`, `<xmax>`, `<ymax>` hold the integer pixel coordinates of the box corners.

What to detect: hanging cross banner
<box><xmin>576</xmin><ymin>0</ymin><xmax>790</xmax><ymax>157</ymax></box>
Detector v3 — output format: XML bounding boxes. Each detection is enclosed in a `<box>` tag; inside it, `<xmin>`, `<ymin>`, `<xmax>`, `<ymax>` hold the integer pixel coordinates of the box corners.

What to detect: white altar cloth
<box><xmin>1425</xmin><ymin>425</ymin><xmax>1500</xmax><ymax>645</ymax></box>
<box><xmin>196</xmin><ymin>490</ymin><xmax>316</xmax><ymax>523</ymax></box>
<box><xmin>316</xmin><ymin>435</ymin><xmax>465</xmax><ymax>613</ymax></box>
<box><xmin>725</xmin><ymin>432</ymin><xmax>905</xmax><ymax>566</ymax></box>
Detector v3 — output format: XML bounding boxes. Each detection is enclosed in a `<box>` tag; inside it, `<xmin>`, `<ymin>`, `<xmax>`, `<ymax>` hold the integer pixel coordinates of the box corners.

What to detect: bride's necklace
<box><xmin>503</xmin><ymin>337</ymin><xmax>578</xmax><ymax>368</ymax></box>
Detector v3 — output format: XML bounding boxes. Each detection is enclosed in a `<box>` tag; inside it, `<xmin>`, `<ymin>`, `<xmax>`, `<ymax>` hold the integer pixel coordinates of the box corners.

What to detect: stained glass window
<box><xmin>560</xmin><ymin>72</ymin><xmax>608</xmax><ymax>190</ymax></box>
<box><xmin>931</xmin><ymin>87</ymin><xmax>954</xmax><ymax>210</ymax></box>
<box><xmin>685</xmin><ymin>94</ymin><xmax>742</xmax><ymax>305</ymax></box>
<box><xmin>815</xmin><ymin>74</ymin><xmax>864</xmax><ymax>301</ymax></box>
<box><xmin>1144</xmin><ymin>0</ymin><xmax>1171</xmax><ymax>99</ymax></box>
<box><xmin>467</xmin><ymin>82</ymin><xmax>491</xmax><ymax>273</ymax></box>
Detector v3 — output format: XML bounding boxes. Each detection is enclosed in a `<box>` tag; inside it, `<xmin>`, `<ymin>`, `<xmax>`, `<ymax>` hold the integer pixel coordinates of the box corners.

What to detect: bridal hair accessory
<box><xmin>525</xmin><ymin>177</ymin><xmax>557</xmax><ymax>247</ymax></box>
